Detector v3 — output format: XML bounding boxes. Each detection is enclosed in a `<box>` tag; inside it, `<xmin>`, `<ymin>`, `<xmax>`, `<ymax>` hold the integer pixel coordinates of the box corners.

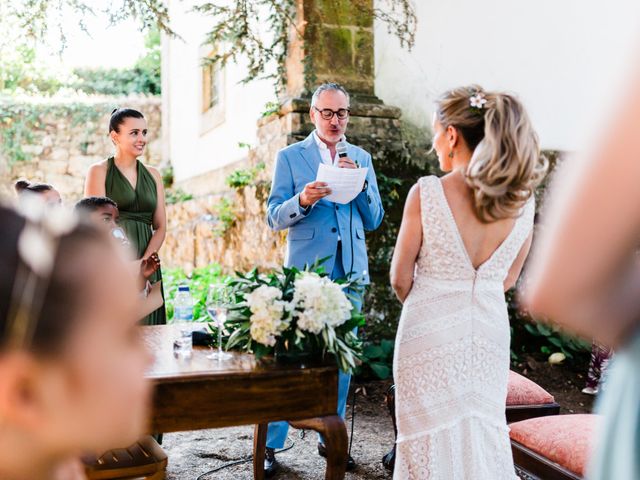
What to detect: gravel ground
<box><xmin>162</xmin><ymin>365</ymin><xmax>593</xmax><ymax>480</ymax></box>
<box><xmin>163</xmin><ymin>382</ymin><xmax>396</xmax><ymax>480</ymax></box>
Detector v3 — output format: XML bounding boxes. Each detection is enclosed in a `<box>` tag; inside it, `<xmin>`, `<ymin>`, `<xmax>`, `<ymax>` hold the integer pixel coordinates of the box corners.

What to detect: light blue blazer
<box><xmin>266</xmin><ymin>132</ymin><xmax>384</xmax><ymax>284</ymax></box>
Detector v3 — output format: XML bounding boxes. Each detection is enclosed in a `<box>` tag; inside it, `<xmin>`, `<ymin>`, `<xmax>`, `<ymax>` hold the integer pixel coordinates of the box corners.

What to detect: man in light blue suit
<box><xmin>264</xmin><ymin>83</ymin><xmax>384</xmax><ymax>476</ymax></box>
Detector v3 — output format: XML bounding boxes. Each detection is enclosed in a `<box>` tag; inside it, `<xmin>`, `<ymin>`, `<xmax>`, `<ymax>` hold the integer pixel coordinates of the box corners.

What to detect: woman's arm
<box><xmin>390</xmin><ymin>183</ymin><xmax>423</xmax><ymax>303</ymax></box>
<box><xmin>143</xmin><ymin>166</ymin><xmax>167</xmax><ymax>259</ymax></box>
<box><xmin>84</xmin><ymin>163</ymin><xmax>107</xmax><ymax>197</ymax></box>
<box><xmin>504</xmin><ymin>232</ymin><xmax>533</xmax><ymax>292</ymax></box>
<box><xmin>525</xmin><ymin>66</ymin><xmax>640</xmax><ymax>346</ymax></box>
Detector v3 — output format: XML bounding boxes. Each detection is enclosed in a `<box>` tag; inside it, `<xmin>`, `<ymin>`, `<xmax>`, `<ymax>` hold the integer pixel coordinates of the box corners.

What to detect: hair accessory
<box><xmin>469</xmin><ymin>92</ymin><xmax>487</xmax><ymax>110</ymax></box>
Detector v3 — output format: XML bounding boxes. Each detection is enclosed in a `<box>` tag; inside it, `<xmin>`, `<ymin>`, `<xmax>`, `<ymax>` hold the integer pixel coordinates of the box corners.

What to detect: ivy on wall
<box><xmin>0</xmin><ymin>101</ymin><xmax>113</xmax><ymax>166</ymax></box>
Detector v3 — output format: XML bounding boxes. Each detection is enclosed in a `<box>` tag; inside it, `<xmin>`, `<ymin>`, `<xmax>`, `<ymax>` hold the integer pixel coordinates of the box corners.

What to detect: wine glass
<box><xmin>206</xmin><ymin>283</ymin><xmax>233</xmax><ymax>361</ymax></box>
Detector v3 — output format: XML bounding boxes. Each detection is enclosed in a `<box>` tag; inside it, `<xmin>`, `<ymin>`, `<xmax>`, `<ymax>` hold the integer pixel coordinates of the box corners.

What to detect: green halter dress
<box><xmin>105</xmin><ymin>157</ymin><xmax>166</xmax><ymax>325</ymax></box>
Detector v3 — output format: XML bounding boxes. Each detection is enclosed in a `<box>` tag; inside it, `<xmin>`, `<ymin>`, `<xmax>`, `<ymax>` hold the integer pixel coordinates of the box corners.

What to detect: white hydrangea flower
<box><xmin>470</xmin><ymin>93</ymin><xmax>487</xmax><ymax>109</ymax></box>
<box><xmin>246</xmin><ymin>285</ymin><xmax>291</xmax><ymax>346</ymax></box>
<box><xmin>292</xmin><ymin>272</ymin><xmax>352</xmax><ymax>334</ymax></box>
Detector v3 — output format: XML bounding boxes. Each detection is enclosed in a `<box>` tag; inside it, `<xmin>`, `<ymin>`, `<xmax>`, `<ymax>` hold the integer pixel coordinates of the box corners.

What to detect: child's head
<box><xmin>14</xmin><ymin>180</ymin><xmax>62</xmax><ymax>205</ymax></box>
<box><xmin>75</xmin><ymin>196</ymin><xmax>120</xmax><ymax>232</ymax></box>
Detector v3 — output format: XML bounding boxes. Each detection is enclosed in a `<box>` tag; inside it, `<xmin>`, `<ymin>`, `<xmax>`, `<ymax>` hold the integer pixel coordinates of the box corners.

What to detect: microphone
<box><xmin>336</xmin><ymin>140</ymin><xmax>359</xmax><ymax>167</ymax></box>
<box><xmin>336</xmin><ymin>141</ymin><xmax>348</xmax><ymax>158</ymax></box>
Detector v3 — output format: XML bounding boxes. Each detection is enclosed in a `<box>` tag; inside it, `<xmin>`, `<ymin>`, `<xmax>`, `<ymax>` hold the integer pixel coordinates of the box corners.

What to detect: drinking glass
<box><xmin>206</xmin><ymin>283</ymin><xmax>233</xmax><ymax>361</ymax></box>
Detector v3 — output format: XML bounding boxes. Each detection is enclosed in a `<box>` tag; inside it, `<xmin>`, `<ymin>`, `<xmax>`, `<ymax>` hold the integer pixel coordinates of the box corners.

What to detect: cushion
<box><xmin>509</xmin><ymin>414</ymin><xmax>599</xmax><ymax>476</ymax></box>
<box><xmin>507</xmin><ymin>370</ymin><xmax>555</xmax><ymax>406</ymax></box>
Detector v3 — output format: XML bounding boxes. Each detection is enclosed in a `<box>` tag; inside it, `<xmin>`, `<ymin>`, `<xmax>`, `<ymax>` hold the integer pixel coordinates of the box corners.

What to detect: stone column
<box><xmin>285</xmin><ymin>0</ymin><xmax>376</xmax><ymax>101</ymax></box>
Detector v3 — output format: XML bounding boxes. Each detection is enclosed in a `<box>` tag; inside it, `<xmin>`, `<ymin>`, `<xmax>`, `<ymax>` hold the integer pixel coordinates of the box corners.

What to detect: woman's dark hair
<box><xmin>109</xmin><ymin>108</ymin><xmax>145</xmax><ymax>134</ymax></box>
<box><xmin>75</xmin><ymin>196</ymin><xmax>118</xmax><ymax>214</ymax></box>
<box><xmin>14</xmin><ymin>180</ymin><xmax>53</xmax><ymax>194</ymax></box>
<box><xmin>0</xmin><ymin>205</ymin><xmax>108</xmax><ymax>355</ymax></box>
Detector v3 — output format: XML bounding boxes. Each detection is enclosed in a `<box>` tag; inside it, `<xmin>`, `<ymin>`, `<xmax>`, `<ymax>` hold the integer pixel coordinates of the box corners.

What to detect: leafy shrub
<box><xmin>225</xmin><ymin>162</ymin><xmax>266</xmax><ymax>189</ymax></box>
<box><xmin>165</xmin><ymin>188</ymin><xmax>194</xmax><ymax>205</ymax></box>
<box><xmin>358</xmin><ymin>339</ymin><xmax>394</xmax><ymax>380</ymax></box>
<box><xmin>212</xmin><ymin>197</ymin><xmax>238</xmax><ymax>237</ymax></box>
<box><xmin>523</xmin><ymin>322</ymin><xmax>591</xmax><ymax>359</ymax></box>
<box><xmin>163</xmin><ymin>264</ymin><xmax>227</xmax><ymax>322</ymax></box>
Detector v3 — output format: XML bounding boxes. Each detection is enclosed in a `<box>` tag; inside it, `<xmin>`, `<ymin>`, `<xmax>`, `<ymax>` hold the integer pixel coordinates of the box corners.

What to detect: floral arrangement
<box><xmin>224</xmin><ymin>263</ymin><xmax>364</xmax><ymax>374</ymax></box>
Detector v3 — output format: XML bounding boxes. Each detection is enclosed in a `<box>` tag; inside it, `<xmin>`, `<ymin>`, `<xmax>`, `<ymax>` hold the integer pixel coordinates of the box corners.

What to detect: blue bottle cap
<box><xmin>178</xmin><ymin>285</ymin><xmax>190</xmax><ymax>292</ymax></box>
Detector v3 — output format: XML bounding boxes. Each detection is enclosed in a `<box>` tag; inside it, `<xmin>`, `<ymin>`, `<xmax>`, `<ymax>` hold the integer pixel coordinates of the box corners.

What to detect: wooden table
<box><xmin>144</xmin><ymin>325</ymin><xmax>348</xmax><ymax>480</ymax></box>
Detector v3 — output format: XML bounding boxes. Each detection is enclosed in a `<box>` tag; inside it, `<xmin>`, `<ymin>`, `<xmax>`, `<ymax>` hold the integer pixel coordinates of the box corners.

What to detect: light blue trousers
<box><xmin>266</xmin><ymin>245</ymin><xmax>363</xmax><ymax>449</ymax></box>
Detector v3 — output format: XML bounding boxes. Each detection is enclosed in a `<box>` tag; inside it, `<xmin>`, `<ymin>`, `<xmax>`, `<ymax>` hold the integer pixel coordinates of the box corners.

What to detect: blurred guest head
<box><xmin>109</xmin><ymin>108</ymin><xmax>147</xmax><ymax>159</ymax></box>
<box><xmin>0</xmin><ymin>202</ymin><xmax>150</xmax><ymax>479</ymax></box>
<box><xmin>432</xmin><ymin>85</ymin><xmax>548</xmax><ymax>222</ymax></box>
<box><xmin>14</xmin><ymin>180</ymin><xmax>61</xmax><ymax>205</ymax></box>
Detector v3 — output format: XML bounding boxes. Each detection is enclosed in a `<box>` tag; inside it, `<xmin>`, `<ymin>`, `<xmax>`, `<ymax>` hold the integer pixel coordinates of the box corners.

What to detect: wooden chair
<box><xmin>510</xmin><ymin>414</ymin><xmax>598</xmax><ymax>480</ymax></box>
<box><xmin>382</xmin><ymin>370</ymin><xmax>560</xmax><ymax>471</ymax></box>
<box><xmin>83</xmin><ymin>436</ymin><xmax>167</xmax><ymax>480</ymax></box>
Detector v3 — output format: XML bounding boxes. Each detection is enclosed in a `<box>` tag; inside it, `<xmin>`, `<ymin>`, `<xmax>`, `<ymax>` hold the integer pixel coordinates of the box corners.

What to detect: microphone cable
<box><xmin>195</xmin><ymin>433</ymin><xmax>302</xmax><ymax>479</ymax></box>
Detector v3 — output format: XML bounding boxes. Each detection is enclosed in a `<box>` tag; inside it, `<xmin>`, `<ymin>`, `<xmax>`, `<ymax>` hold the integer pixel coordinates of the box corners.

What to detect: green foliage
<box><xmin>225</xmin><ymin>162</ymin><xmax>266</xmax><ymax>189</ymax></box>
<box><xmin>0</xmin><ymin>25</ymin><xmax>161</xmax><ymax>96</ymax></box>
<box><xmin>163</xmin><ymin>264</ymin><xmax>226</xmax><ymax>322</ymax></box>
<box><xmin>194</xmin><ymin>0</ymin><xmax>416</xmax><ymax>89</ymax></box>
<box><xmin>506</xmin><ymin>288</ymin><xmax>591</xmax><ymax>364</ymax></box>
<box><xmin>165</xmin><ymin>188</ymin><xmax>194</xmax><ymax>205</ymax></box>
<box><xmin>523</xmin><ymin>321</ymin><xmax>591</xmax><ymax>359</ymax></box>
<box><xmin>261</xmin><ymin>101</ymin><xmax>280</xmax><ymax>118</ymax></box>
<box><xmin>358</xmin><ymin>339</ymin><xmax>394</xmax><ymax>380</ymax></box>
<box><xmin>4</xmin><ymin>1</ymin><xmax>415</xmax><ymax>92</ymax></box>
<box><xmin>212</xmin><ymin>197</ymin><xmax>238</xmax><ymax>237</ymax></box>
<box><xmin>0</xmin><ymin>100</ymin><xmax>109</xmax><ymax>165</ymax></box>
<box><xmin>161</xmin><ymin>166</ymin><xmax>174</xmax><ymax>189</ymax></box>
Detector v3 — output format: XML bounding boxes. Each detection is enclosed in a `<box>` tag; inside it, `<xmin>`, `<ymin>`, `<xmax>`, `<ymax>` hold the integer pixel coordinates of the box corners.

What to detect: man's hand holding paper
<box><xmin>315</xmin><ymin>162</ymin><xmax>369</xmax><ymax>204</ymax></box>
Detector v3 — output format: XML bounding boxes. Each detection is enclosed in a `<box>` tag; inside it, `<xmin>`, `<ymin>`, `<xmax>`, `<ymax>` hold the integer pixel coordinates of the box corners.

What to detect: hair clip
<box><xmin>470</xmin><ymin>93</ymin><xmax>487</xmax><ymax>110</ymax></box>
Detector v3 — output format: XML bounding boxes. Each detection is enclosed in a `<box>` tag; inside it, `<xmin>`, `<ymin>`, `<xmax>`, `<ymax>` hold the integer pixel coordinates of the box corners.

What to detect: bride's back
<box><xmin>440</xmin><ymin>172</ymin><xmax>517</xmax><ymax>270</ymax></box>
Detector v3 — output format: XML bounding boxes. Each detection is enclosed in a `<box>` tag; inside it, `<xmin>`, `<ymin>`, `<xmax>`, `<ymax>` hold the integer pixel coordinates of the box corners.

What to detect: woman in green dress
<box><xmin>84</xmin><ymin>108</ymin><xmax>167</xmax><ymax>325</ymax></box>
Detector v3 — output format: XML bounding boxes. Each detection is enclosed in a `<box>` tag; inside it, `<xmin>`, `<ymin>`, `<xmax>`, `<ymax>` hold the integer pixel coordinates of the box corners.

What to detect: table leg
<box><xmin>290</xmin><ymin>415</ymin><xmax>348</xmax><ymax>480</ymax></box>
<box><xmin>253</xmin><ymin>423</ymin><xmax>267</xmax><ymax>480</ymax></box>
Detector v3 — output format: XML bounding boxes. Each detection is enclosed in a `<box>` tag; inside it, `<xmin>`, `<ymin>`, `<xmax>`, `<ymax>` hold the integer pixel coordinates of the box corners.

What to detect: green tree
<box><xmin>5</xmin><ymin>0</ymin><xmax>416</xmax><ymax>88</ymax></box>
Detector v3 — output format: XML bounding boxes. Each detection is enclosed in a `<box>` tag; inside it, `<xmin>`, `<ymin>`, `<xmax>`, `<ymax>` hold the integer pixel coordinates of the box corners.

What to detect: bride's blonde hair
<box><xmin>435</xmin><ymin>85</ymin><xmax>548</xmax><ymax>222</ymax></box>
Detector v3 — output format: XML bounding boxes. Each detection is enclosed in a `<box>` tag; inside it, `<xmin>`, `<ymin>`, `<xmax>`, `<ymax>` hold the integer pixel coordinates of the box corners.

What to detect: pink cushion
<box><xmin>507</xmin><ymin>370</ymin><xmax>555</xmax><ymax>405</ymax></box>
<box><xmin>510</xmin><ymin>414</ymin><xmax>598</xmax><ymax>476</ymax></box>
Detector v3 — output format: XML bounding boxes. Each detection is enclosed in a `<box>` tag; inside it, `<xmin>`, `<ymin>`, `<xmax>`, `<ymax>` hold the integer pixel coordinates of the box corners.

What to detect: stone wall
<box><xmin>0</xmin><ymin>96</ymin><xmax>162</xmax><ymax>203</ymax></box>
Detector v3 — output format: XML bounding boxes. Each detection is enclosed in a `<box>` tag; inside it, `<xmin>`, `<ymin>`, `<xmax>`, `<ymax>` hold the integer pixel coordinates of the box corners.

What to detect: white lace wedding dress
<box><xmin>393</xmin><ymin>176</ymin><xmax>534</xmax><ymax>479</ymax></box>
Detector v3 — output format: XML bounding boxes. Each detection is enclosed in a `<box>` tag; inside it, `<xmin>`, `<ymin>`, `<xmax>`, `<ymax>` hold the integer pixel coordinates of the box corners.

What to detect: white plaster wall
<box><xmin>162</xmin><ymin>0</ymin><xmax>275</xmax><ymax>182</ymax></box>
<box><xmin>375</xmin><ymin>0</ymin><xmax>640</xmax><ymax>151</ymax></box>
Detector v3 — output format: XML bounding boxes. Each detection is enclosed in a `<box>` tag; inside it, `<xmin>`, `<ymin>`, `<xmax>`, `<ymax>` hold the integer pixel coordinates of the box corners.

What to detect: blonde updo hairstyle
<box><xmin>435</xmin><ymin>85</ymin><xmax>548</xmax><ymax>222</ymax></box>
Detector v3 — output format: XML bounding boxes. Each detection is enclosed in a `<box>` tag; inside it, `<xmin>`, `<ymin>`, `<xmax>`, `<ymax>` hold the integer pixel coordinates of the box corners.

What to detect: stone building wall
<box><xmin>0</xmin><ymin>96</ymin><xmax>162</xmax><ymax>203</ymax></box>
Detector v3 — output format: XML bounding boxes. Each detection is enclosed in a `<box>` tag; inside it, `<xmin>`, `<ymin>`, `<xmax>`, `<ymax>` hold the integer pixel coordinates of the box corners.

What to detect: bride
<box><xmin>390</xmin><ymin>86</ymin><xmax>547</xmax><ymax>479</ymax></box>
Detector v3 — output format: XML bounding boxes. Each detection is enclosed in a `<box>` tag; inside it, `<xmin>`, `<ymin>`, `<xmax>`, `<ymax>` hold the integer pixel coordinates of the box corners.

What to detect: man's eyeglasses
<box><xmin>313</xmin><ymin>106</ymin><xmax>350</xmax><ymax>120</ymax></box>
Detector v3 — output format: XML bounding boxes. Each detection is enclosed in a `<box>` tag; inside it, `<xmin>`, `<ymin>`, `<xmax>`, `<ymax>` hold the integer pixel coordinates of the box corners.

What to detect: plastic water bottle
<box><xmin>173</xmin><ymin>284</ymin><xmax>194</xmax><ymax>357</ymax></box>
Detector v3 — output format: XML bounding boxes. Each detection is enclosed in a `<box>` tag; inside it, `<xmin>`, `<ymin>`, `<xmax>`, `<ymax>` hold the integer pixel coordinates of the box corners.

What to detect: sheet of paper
<box><xmin>315</xmin><ymin>163</ymin><xmax>369</xmax><ymax>204</ymax></box>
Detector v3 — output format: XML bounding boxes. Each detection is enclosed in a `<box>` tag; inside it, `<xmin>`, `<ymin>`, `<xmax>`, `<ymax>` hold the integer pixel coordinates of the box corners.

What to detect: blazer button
<box><xmin>335</xmin><ymin>205</ymin><xmax>339</xmax><ymax>211</ymax></box>
<box><xmin>331</xmin><ymin>227</ymin><xmax>337</xmax><ymax>233</ymax></box>
<box><xmin>290</xmin><ymin>213</ymin><xmax>297</xmax><ymax>218</ymax></box>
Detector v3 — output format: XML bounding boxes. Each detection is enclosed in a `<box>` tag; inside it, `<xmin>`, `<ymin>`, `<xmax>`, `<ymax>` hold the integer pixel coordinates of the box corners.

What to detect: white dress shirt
<box><xmin>313</xmin><ymin>131</ymin><xmax>345</xmax><ymax>166</ymax></box>
<box><xmin>312</xmin><ymin>131</ymin><xmax>344</xmax><ymax>241</ymax></box>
